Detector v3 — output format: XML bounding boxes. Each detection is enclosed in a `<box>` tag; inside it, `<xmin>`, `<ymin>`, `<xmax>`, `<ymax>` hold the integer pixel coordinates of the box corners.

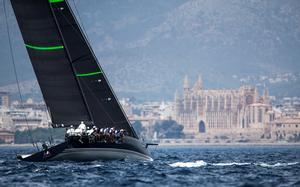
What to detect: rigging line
<box><xmin>77</xmin><ymin>74</ymin><xmax>137</xmax><ymax>133</ymax></box>
<box><xmin>3</xmin><ymin>0</ymin><xmax>38</xmax><ymax>151</ymax></box>
<box><xmin>66</xmin><ymin>1</ymin><xmax>138</xmax><ymax>138</ymax></box>
<box><xmin>71</xmin><ymin>54</ymin><xmax>89</xmax><ymax>64</ymax></box>
<box><xmin>80</xmin><ymin>80</ymin><xmax>119</xmax><ymax>124</ymax></box>
<box><xmin>60</xmin><ymin>1</ymin><xmax>138</xmax><ymax>137</ymax></box>
<box><xmin>48</xmin><ymin>1</ymin><xmax>95</xmax><ymax>124</ymax></box>
<box><xmin>54</xmin><ymin>3</ymin><xmax>88</xmax><ymax>48</ymax></box>
<box><xmin>54</xmin><ymin>4</ymin><xmax>117</xmax><ymax>124</ymax></box>
<box><xmin>44</xmin><ymin>104</ymin><xmax>53</xmax><ymax>145</ymax></box>
<box><xmin>71</xmin><ymin>0</ymin><xmax>91</xmax><ymax>43</ymax></box>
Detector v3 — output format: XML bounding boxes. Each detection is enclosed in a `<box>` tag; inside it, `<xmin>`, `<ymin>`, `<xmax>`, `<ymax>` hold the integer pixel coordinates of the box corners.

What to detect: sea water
<box><xmin>0</xmin><ymin>145</ymin><xmax>299</xmax><ymax>186</ymax></box>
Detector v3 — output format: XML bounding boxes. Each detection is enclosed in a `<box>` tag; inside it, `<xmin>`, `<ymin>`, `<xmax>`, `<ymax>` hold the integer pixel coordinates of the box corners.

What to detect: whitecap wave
<box><xmin>169</xmin><ymin>160</ymin><xmax>207</xmax><ymax>168</ymax></box>
<box><xmin>91</xmin><ymin>164</ymin><xmax>102</xmax><ymax>168</ymax></box>
<box><xmin>169</xmin><ymin>160</ymin><xmax>299</xmax><ymax>168</ymax></box>
<box><xmin>255</xmin><ymin>162</ymin><xmax>298</xmax><ymax>168</ymax></box>
<box><xmin>212</xmin><ymin>162</ymin><xmax>251</xmax><ymax>166</ymax></box>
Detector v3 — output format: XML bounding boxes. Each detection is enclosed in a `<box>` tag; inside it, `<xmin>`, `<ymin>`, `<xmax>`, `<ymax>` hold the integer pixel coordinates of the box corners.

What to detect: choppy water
<box><xmin>0</xmin><ymin>145</ymin><xmax>299</xmax><ymax>187</ymax></box>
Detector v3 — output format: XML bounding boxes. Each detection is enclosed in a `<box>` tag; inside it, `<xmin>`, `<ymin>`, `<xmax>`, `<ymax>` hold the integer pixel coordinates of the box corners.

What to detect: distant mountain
<box><xmin>0</xmin><ymin>0</ymin><xmax>300</xmax><ymax>101</ymax></box>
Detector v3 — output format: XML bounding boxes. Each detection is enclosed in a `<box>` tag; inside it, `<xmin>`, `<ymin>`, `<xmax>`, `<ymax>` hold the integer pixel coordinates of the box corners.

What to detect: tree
<box><xmin>132</xmin><ymin>120</ymin><xmax>145</xmax><ymax>137</ymax></box>
<box><xmin>14</xmin><ymin>128</ymin><xmax>65</xmax><ymax>144</ymax></box>
<box><xmin>0</xmin><ymin>139</ymin><xmax>5</xmax><ymax>144</ymax></box>
<box><xmin>154</xmin><ymin>120</ymin><xmax>184</xmax><ymax>139</ymax></box>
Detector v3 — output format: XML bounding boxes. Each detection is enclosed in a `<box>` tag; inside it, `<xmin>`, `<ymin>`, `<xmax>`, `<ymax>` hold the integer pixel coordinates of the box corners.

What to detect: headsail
<box><xmin>10</xmin><ymin>0</ymin><xmax>138</xmax><ymax>138</ymax></box>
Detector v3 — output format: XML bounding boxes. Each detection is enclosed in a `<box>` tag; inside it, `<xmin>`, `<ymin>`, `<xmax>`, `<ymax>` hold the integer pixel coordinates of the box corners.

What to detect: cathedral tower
<box><xmin>183</xmin><ymin>75</ymin><xmax>191</xmax><ymax>112</ymax></box>
<box><xmin>193</xmin><ymin>74</ymin><xmax>203</xmax><ymax>91</ymax></box>
<box><xmin>263</xmin><ymin>88</ymin><xmax>270</xmax><ymax>105</ymax></box>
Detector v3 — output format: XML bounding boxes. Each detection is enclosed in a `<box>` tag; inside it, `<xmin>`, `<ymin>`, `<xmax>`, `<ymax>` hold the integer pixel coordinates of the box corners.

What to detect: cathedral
<box><xmin>173</xmin><ymin>75</ymin><xmax>275</xmax><ymax>138</ymax></box>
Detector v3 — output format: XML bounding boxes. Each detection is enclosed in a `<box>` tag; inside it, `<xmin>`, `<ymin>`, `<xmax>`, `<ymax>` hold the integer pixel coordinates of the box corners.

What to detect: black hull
<box><xmin>17</xmin><ymin>137</ymin><xmax>152</xmax><ymax>162</ymax></box>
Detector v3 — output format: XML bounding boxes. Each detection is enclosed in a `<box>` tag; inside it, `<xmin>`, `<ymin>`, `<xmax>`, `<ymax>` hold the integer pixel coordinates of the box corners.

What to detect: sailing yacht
<box><xmin>10</xmin><ymin>0</ymin><xmax>154</xmax><ymax>162</ymax></box>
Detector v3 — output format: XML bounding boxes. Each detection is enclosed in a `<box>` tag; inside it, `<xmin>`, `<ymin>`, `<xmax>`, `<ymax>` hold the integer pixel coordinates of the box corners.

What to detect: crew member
<box><xmin>66</xmin><ymin>125</ymin><xmax>75</xmax><ymax>136</ymax></box>
<box><xmin>75</xmin><ymin>121</ymin><xmax>86</xmax><ymax>135</ymax></box>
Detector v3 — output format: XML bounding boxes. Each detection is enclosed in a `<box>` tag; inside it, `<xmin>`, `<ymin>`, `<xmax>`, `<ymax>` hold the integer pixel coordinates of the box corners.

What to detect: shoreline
<box><xmin>0</xmin><ymin>143</ymin><xmax>35</xmax><ymax>147</ymax></box>
<box><xmin>1</xmin><ymin>142</ymin><xmax>300</xmax><ymax>147</ymax></box>
<box><xmin>157</xmin><ymin>142</ymin><xmax>300</xmax><ymax>147</ymax></box>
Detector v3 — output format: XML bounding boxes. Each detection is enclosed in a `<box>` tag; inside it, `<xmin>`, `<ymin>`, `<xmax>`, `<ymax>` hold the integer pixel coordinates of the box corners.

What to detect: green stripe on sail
<box><xmin>25</xmin><ymin>44</ymin><xmax>64</xmax><ymax>51</ymax></box>
<box><xmin>49</xmin><ymin>0</ymin><xmax>64</xmax><ymax>3</ymax></box>
<box><xmin>76</xmin><ymin>71</ymin><xmax>102</xmax><ymax>77</ymax></box>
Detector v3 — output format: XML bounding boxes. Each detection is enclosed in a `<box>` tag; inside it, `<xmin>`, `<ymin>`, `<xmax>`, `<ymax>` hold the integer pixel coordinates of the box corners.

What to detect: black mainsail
<box><xmin>10</xmin><ymin>0</ymin><xmax>137</xmax><ymax>138</ymax></box>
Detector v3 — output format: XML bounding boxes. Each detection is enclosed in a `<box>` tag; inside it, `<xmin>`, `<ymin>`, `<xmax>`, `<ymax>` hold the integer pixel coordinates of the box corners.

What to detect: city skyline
<box><xmin>1</xmin><ymin>0</ymin><xmax>300</xmax><ymax>100</ymax></box>
<box><xmin>1</xmin><ymin>76</ymin><xmax>300</xmax><ymax>144</ymax></box>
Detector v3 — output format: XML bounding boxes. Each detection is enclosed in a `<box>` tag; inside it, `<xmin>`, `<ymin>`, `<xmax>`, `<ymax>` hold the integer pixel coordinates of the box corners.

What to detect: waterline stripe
<box><xmin>49</xmin><ymin>0</ymin><xmax>64</xmax><ymax>3</ymax></box>
<box><xmin>25</xmin><ymin>44</ymin><xmax>64</xmax><ymax>51</ymax></box>
<box><xmin>76</xmin><ymin>71</ymin><xmax>102</xmax><ymax>77</ymax></box>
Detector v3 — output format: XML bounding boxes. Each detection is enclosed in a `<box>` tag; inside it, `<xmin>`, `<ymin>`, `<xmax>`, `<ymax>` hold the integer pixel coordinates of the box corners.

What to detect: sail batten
<box><xmin>25</xmin><ymin>44</ymin><xmax>64</xmax><ymax>51</ymax></box>
<box><xmin>76</xmin><ymin>71</ymin><xmax>102</xmax><ymax>77</ymax></box>
<box><xmin>49</xmin><ymin>0</ymin><xmax>64</xmax><ymax>3</ymax></box>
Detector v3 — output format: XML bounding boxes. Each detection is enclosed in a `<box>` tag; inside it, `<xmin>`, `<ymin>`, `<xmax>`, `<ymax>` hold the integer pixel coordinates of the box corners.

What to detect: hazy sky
<box><xmin>1</xmin><ymin>0</ymin><xmax>300</xmax><ymax>100</ymax></box>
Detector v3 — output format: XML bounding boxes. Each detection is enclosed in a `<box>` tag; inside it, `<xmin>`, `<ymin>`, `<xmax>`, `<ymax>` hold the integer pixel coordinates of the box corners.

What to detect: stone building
<box><xmin>0</xmin><ymin>131</ymin><xmax>14</xmax><ymax>144</ymax></box>
<box><xmin>272</xmin><ymin>116</ymin><xmax>300</xmax><ymax>141</ymax></box>
<box><xmin>173</xmin><ymin>75</ymin><xmax>275</xmax><ymax>139</ymax></box>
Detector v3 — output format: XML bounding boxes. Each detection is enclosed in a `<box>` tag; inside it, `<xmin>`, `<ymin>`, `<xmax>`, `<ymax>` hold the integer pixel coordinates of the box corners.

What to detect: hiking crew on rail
<box><xmin>65</xmin><ymin>121</ymin><xmax>128</xmax><ymax>144</ymax></box>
